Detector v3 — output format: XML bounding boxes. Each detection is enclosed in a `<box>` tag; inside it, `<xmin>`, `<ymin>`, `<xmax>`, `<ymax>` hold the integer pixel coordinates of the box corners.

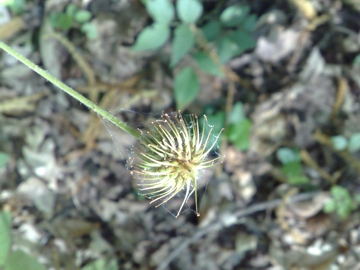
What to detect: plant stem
<box><xmin>0</xmin><ymin>41</ymin><xmax>141</xmax><ymax>140</ymax></box>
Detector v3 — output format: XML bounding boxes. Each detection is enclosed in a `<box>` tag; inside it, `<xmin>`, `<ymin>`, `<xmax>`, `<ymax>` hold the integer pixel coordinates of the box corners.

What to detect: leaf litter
<box><xmin>1</xmin><ymin>0</ymin><xmax>360</xmax><ymax>269</ymax></box>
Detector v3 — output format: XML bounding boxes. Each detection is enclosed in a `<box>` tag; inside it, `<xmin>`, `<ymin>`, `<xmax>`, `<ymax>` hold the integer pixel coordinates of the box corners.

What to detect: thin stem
<box><xmin>0</xmin><ymin>41</ymin><xmax>141</xmax><ymax>140</ymax></box>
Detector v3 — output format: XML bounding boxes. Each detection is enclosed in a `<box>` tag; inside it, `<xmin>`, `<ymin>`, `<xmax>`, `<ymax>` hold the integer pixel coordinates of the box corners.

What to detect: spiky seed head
<box><xmin>128</xmin><ymin>111</ymin><xmax>223</xmax><ymax>217</ymax></box>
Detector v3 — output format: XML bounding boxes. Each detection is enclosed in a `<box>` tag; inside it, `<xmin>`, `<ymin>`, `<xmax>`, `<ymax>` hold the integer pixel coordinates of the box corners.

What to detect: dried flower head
<box><xmin>129</xmin><ymin>111</ymin><xmax>223</xmax><ymax>217</ymax></box>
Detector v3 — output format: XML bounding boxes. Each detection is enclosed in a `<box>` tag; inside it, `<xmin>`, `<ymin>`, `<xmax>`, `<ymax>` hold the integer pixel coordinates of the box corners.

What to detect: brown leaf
<box><xmin>0</xmin><ymin>93</ymin><xmax>46</xmax><ymax>115</ymax></box>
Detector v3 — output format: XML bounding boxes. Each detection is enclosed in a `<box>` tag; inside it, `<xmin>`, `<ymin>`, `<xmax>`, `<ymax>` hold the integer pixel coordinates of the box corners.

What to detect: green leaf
<box><xmin>0</xmin><ymin>212</ymin><xmax>11</xmax><ymax>266</ymax></box>
<box><xmin>214</xmin><ymin>31</ymin><xmax>256</xmax><ymax>65</ymax></box>
<box><xmin>331</xmin><ymin>135</ymin><xmax>348</xmax><ymax>151</ymax></box>
<box><xmin>276</xmin><ymin>148</ymin><xmax>300</xmax><ymax>164</ymax></box>
<box><xmin>4</xmin><ymin>250</ymin><xmax>46</xmax><ymax>270</ymax></box>
<box><xmin>146</xmin><ymin>0</ymin><xmax>174</xmax><ymax>24</ymax></box>
<box><xmin>281</xmin><ymin>159</ymin><xmax>309</xmax><ymax>185</ymax></box>
<box><xmin>202</xmin><ymin>20</ymin><xmax>221</xmax><ymax>42</ymax></box>
<box><xmin>331</xmin><ymin>185</ymin><xmax>351</xmax><ymax>200</ymax></box>
<box><xmin>220</xmin><ymin>5</ymin><xmax>250</xmax><ymax>27</ymax></box>
<box><xmin>353</xmin><ymin>54</ymin><xmax>360</xmax><ymax>67</ymax></box>
<box><xmin>228</xmin><ymin>102</ymin><xmax>245</xmax><ymax>124</ymax></box>
<box><xmin>4</xmin><ymin>0</ymin><xmax>26</xmax><ymax>14</ymax></box>
<box><xmin>132</xmin><ymin>23</ymin><xmax>170</xmax><ymax>51</ymax></box>
<box><xmin>242</xmin><ymin>14</ymin><xmax>257</xmax><ymax>32</ymax></box>
<box><xmin>0</xmin><ymin>152</ymin><xmax>9</xmax><ymax>168</ymax></box>
<box><xmin>104</xmin><ymin>258</ymin><xmax>118</xmax><ymax>270</ymax></box>
<box><xmin>328</xmin><ymin>185</ymin><xmax>355</xmax><ymax>219</ymax></box>
<box><xmin>348</xmin><ymin>132</ymin><xmax>360</xmax><ymax>152</ymax></box>
<box><xmin>281</xmin><ymin>161</ymin><xmax>302</xmax><ymax>176</ymax></box>
<box><xmin>337</xmin><ymin>205</ymin><xmax>351</xmax><ymax>219</ymax></box>
<box><xmin>49</xmin><ymin>12</ymin><xmax>74</xmax><ymax>31</ymax></box>
<box><xmin>81</xmin><ymin>22</ymin><xmax>98</xmax><ymax>39</ymax></box>
<box><xmin>170</xmin><ymin>24</ymin><xmax>195</xmax><ymax>67</ymax></box>
<box><xmin>177</xmin><ymin>0</ymin><xmax>203</xmax><ymax>24</ymax></box>
<box><xmin>323</xmin><ymin>199</ymin><xmax>336</xmax><ymax>213</ymax></box>
<box><xmin>65</xmin><ymin>3</ymin><xmax>78</xmax><ymax>17</ymax></box>
<box><xmin>74</xmin><ymin>10</ymin><xmax>92</xmax><ymax>23</ymax></box>
<box><xmin>206</xmin><ymin>112</ymin><xmax>226</xmax><ymax>131</ymax></box>
<box><xmin>227</xmin><ymin>119</ymin><xmax>251</xmax><ymax>151</ymax></box>
<box><xmin>217</xmin><ymin>37</ymin><xmax>240</xmax><ymax>63</ymax></box>
<box><xmin>287</xmin><ymin>175</ymin><xmax>309</xmax><ymax>185</ymax></box>
<box><xmin>228</xmin><ymin>30</ymin><xmax>256</xmax><ymax>55</ymax></box>
<box><xmin>205</xmin><ymin>111</ymin><xmax>226</xmax><ymax>146</ymax></box>
<box><xmin>174</xmin><ymin>67</ymin><xmax>199</xmax><ymax>110</ymax></box>
<box><xmin>193</xmin><ymin>51</ymin><xmax>223</xmax><ymax>77</ymax></box>
<box><xmin>82</xmin><ymin>259</ymin><xmax>105</xmax><ymax>270</ymax></box>
<box><xmin>82</xmin><ymin>258</ymin><xmax>118</xmax><ymax>270</ymax></box>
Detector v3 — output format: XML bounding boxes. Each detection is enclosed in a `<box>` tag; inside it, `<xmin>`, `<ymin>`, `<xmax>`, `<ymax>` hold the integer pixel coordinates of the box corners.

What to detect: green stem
<box><xmin>0</xmin><ymin>41</ymin><xmax>141</xmax><ymax>140</ymax></box>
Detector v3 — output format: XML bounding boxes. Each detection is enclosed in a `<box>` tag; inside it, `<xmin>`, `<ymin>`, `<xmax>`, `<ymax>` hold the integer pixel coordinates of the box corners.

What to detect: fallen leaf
<box><xmin>0</xmin><ymin>93</ymin><xmax>46</xmax><ymax>115</ymax></box>
<box><xmin>255</xmin><ymin>27</ymin><xmax>300</xmax><ymax>63</ymax></box>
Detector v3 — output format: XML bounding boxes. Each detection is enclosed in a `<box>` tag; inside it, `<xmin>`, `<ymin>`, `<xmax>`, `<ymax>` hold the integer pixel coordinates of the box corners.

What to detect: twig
<box><xmin>331</xmin><ymin>77</ymin><xmax>348</xmax><ymax>119</ymax></box>
<box><xmin>192</xmin><ymin>24</ymin><xmax>253</xmax><ymax>88</ymax></box>
<box><xmin>300</xmin><ymin>149</ymin><xmax>336</xmax><ymax>184</ymax></box>
<box><xmin>157</xmin><ymin>191</ymin><xmax>318</xmax><ymax>270</ymax></box>
<box><xmin>45</xmin><ymin>32</ymin><xmax>96</xmax><ymax>88</ymax></box>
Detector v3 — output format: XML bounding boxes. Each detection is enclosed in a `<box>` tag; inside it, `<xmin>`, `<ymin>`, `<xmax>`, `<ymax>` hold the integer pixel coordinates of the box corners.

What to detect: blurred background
<box><xmin>1</xmin><ymin>0</ymin><xmax>360</xmax><ymax>269</ymax></box>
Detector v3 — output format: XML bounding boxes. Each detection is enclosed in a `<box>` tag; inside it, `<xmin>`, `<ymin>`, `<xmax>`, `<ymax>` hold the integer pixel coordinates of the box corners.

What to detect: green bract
<box><xmin>129</xmin><ymin>112</ymin><xmax>223</xmax><ymax>217</ymax></box>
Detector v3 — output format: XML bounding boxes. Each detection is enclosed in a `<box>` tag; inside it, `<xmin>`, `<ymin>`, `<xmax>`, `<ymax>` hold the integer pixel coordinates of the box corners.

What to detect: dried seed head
<box><xmin>129</xmin><ymin>111</ymin><xmax>223</xmax><ymax>217</ymax></box>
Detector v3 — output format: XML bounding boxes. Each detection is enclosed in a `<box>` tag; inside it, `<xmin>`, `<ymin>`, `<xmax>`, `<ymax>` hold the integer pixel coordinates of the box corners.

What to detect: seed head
<box><xmin>129</xmin><ymin>111</ymin><xmax>223</xmax><ymax>217</ymax></box>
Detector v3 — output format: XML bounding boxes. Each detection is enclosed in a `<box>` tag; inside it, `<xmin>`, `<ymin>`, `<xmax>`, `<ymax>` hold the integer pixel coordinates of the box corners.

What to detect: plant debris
<box><xmin>1</xmin><ymin>0</ymin><xmax>360</xmax><ymax>269</ymax></box>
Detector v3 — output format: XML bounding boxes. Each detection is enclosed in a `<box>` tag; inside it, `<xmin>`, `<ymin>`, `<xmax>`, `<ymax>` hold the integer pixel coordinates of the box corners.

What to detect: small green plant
<box><xmin>276</xmin><ymin>148</ymin><xmax>309</xmax><ymax>185</ymax></box>
<box><xmin>323</xmin><ymin>185</ymin><xmax>357</xmax><ymax>219</ymax></box>
<box><xmin>49</xmin><ymin>3</ymin><xmax>97</xmax><ymax>39</ymax></box>
<box><xmin>132</xmin><ymin>0</ymin><xmax>257</xmax><ymax>110</ymax></box>
<box><xmin>331</xmin><ymin>132</ymin><xmax>360</xmax><ymax>152</ymax></box>
<box><xmin>226</xmin><ymin>102</ymin><xmax>252</xmax><ymax>150</ymax></box>
<box><xmin>0</xmin><ymin>212</ymin><xmax>46</xmax><ymax>270</ymax></box>
<box><xmin>202</xmin><ymin>102</ymin><xmax>252</xmax><ymax>151</ymax></box>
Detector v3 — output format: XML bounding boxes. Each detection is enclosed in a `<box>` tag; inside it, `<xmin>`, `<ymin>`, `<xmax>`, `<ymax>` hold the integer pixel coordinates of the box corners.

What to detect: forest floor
<box><xmin>1</xmin><ymin>0</ymin><xmax>360</xmax><ymax>269</ymax></box>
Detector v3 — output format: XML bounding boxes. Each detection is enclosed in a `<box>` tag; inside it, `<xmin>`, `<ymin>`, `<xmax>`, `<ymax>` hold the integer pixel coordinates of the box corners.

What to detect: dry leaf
<box><xmin>0</xmin><ymin>93</ymin><xmax>46</xmax><ymax>115</ymax></box>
